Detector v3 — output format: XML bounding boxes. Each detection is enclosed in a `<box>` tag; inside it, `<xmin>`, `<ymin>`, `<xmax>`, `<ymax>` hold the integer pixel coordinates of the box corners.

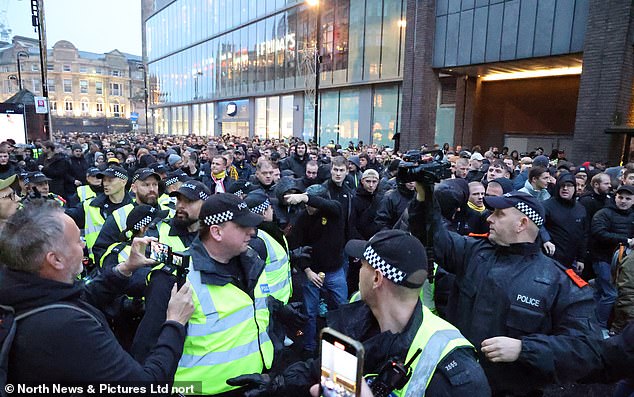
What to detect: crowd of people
<box><xmin>1</xmin><ymin>132</ymin><xmax>633</xmax><ymax>397</ymax></box>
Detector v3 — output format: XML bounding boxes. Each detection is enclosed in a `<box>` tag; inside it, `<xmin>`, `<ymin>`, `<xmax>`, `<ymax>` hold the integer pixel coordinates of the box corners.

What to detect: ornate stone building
<box><xmin>0</xmin><ymin>36</ymin><xmax>147</xmax><ymax>134</ymax></box>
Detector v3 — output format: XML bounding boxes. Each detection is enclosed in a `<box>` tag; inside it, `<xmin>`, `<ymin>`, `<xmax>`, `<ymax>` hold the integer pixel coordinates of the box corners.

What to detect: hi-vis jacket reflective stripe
<box><xmin>99</xmin><ymin>242</ymin><xmax>130</xmax><ymax>268</ymax></box>
<box><xmin>396</xmin><ymin>306</ymin><xmax>473</xmax><ymax>397</ymax></box>
<box><xmin>84</xmin><ymin>200</ymin><xmax>106</xmax><ymax>257</ymax></box>
<box><xmin>76</xmin><ymin>185</ymin><xmax>97</xmax><ymax>203</ymax></box>
<box><xmin>111</xmin><ymin>203</ymin><xmax>176</xmax><ymax>236</ymax></box>
<box><xmin>257</xmin><ymin>229</ymin><xmax>292</xmax><ymax>304</ymax></box>
<box><xmin>175</xmin><ymin>261</ymin><xmax>274</xmax><ymax>395</ymax></box>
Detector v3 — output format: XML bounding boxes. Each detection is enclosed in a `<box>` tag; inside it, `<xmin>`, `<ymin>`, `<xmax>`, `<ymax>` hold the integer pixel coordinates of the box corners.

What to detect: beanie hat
<box><xmin>167</xmin><ymin>154</ymin><xmax>182</xmax><ymax>167</ymax></box>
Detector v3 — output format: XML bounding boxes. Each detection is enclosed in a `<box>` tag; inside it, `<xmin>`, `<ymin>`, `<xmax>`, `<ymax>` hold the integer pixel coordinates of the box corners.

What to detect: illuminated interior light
<box><xmin>481</xmin><ymin>66</ymin><xmax>582</xmax><ymax>81</ymax></box>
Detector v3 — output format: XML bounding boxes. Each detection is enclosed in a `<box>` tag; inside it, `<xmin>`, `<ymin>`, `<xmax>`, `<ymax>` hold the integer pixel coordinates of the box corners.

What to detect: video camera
<box><xmin>397</xmin><ymin>149</ymin><xmax>451</xmax><ymax>185</ymax></box>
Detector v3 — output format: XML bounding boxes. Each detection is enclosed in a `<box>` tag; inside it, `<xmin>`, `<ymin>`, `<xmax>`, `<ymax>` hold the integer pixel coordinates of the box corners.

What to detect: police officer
<box><xmin>409</xmin><ymin>184</ymin><xmax>602</xmax><ymax>395</ymax></box>
<box><xmin>66</xmin><ymin>165</ymin><xmax>133</xmax><ymax>262</ymax></box>
<box><xmin>92</xmin><ymin>168</ymin><xmax>173</xmax><ymax>264</ymax></box>
<box><xmin>133</xmin><ymin>193</ymin><xmax>275</xmax><ymax>396</ymax></box>
<box><xmin>75</xmin><ymin>167</ymin><xmax>103</xmax><ymax>203</ymax></box>
<box><xmin>23</xmin><ymin>171</ymin><xmax>66</xmax><ymax>207</ymax></box>
<box><xmin>100</xmin><ymin>204</ymin><xmax>170</xmax><ymax>349</ymax></box>
<box><xmin>227</xmin><ymin>229</ymin><xmax>490</xmax><ymax>396</ymax></box>
<box><xmin>159</xmin><ymin>169</ymin><xmax>191</xmax><ymax>210</ymax></box>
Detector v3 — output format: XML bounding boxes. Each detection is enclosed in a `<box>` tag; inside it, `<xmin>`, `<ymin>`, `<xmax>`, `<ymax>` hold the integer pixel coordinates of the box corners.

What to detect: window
<box><xmin>95</xmin><ymin>81</ymin><xmax>103</xmax><ymax>95</ymax></box>
<box><xmin>63</xmin><ymin>64</ymin><xmax>71</xmax><ymax>72</ymax></box>
<box><xmin>111</xmin><ymin>69</ymin><xmax>121</xmax><ymax>77</ymax></box>
<box><xmin>31</xmin><ymin>64</ymin><xmax>39</xmax><ymax>72</ymax></box>
<box><xmin>63</xmin><ymin>79</ymin><xmax>72</xmax><ymax>93</ymax></box>
<box><xmin>50</xmin><ymin>101</ymin><xmax>57</xmax><ymax>111</ymax></box>
<box><xmin>111</xmin><ymin>102</ymin><xmax>121</xmax><ymax>117</ymax></box>
<box><xmin>79</xmin><ymin>80</ymin><xmax>88</xmax><ymax>94</ymax></box>
<box><xmin>79</xmin><ymin>66</ymin><xmax>88</xmax><ymax>73</ymax></box>
<box><xmin>47</xmin><ymin>63</ymin><xmax>54</xmax><ymax>71</ymax></box>
<box><xmin>81</xmin><ymin>99</ymin><xmax>89</xmax><ymax>114</ymax></box>
<box><xmin>95</xmin><ymin>67</ymin><xmax>103</xmax><ymax>74</ymax></box>
<box><xmin>64</xmin><ymin>99</ymin><xmax>73</xmax><ymax>111</ymax></box>
<box><xmin>110</xmin><ymin>83</ymin><xmax>121</xmax><ymax>96</ymax></box>
<box><xmin>96</xmin><ymin>102</ymin><xmax>104</xmax><ymax>112</ymax></box>
<box><xmin>47</xmin><ymin>79</ymin><xmax>55</xmax><ymax>92</ymax></box>
<box><xmin>31</xmin><ymin>79</ymin><xmax>41</xmax><ymax>93</ymax></box>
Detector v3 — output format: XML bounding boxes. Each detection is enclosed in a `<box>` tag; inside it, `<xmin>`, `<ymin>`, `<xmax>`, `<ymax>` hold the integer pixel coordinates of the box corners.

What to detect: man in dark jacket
<box><xmin>69</xmin><ymin>143</ymin><xmax>89</xmax><ymax>186</ymax></box>
<box><xmin>280</xmin><ymin>141</ymin><xmax>309</xmax><ymax>177</ymax></box>
<box><xmin>579</xmin><ymin>172</ymin><xmax>612</xmax><ymax>221</ymax></box>
<box><xmin>286</xmin><ymin>184</ymin><xmax>347</xmax><ymax>356</ymax></box>
<box><xmin>410</xmin><ymin>185</ymin><xmax>602</xmax><ymax>395</ymax></box>
<box><xmin>0</xmin><ymin>200</ymin><xmax>193</xmax><ymax>387</ymax></box>
<box><xmin>232</xmin><ymin>148</ymin><xmax>254</xmax><ymax>181</ymax></box>
<box><xmin>322</xmin><ymin>156</ymin><xmax>353</xmax><ymax>239</ymax></box>
<box><xmin>37</xmin><ymin>141</ymin><xmax>75</xmax><ymax>199</ymax></box>
<box><xmin>294</xmin><ymin>160</ymin><xmax>320</xmax><ymax>192</ymax></box>
<box><xmin>590</xmin><ymin>184</ymin><xmax>634</xmax><ymax>329</ymax></box>
<box><xmin>542</xmin><ymin>173</ymin><xmax>589</xmax><ymax>272</ymax></box>
<box><xmin>375</xmin><ymin>180</ymin><xmax>416</xmax><ymax>230</ymax></box>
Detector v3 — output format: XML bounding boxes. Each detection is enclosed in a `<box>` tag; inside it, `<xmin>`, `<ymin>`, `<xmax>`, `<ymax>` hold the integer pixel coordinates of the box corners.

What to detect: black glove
<box><xmin>278</xmin><ymin>301</ymin><xmax>308</xmax><ymax>330</ymax></box>
<box><xmin>226</xmin><ymin>373</ymin><xmax>286</xmax><ymax>397</ymax></box>
<box><xmin>291</xmin><ymin>246</ymin><xmax>312</xmax><ymax>262</ymax></box>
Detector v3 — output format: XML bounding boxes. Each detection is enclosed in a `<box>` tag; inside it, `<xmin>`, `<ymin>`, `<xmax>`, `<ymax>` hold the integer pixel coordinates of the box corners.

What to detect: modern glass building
<box><xmin>142</xmin><ymin>0</ymin><xmax>407</xmax><ymax>146</ymax></box>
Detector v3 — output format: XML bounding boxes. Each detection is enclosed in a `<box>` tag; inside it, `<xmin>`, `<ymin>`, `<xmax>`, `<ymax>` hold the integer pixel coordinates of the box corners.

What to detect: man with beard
<box><xmin>66</xmin><ymin>165</ymin><xmax>133</xmax><ymax>263</ymax></box>
<box><xmin>579</xmin><ymin>172</ymin><xmax>612</xmax><ymax>221</ymax></box>
<box><xmin>165</xmin><ymin>180</ymin><xmax>211</xmax><ymax>249</ymax></box>
<box><xmin>76</xmin><ymin>167</ymin><xmax>104</xmax><ymax>203</ymax></box>
<box><xmin>92</xmin><ymin>168</ymin><xmax>172</xmax><ymax>264</ymax></box>
<box><xmin>295</xmin><ymin>160</ymin><xmax>320</xmax><ymax>192</ymax></box>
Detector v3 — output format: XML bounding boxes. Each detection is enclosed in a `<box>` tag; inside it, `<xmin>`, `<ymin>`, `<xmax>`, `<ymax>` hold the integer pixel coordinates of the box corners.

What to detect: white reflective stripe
<box><xmin>267</xmin><ymin>276</ymin><xmax>289</xmax><ymax>295</ymax></box>
<box><xmin>178</xmin><ymin>331</ymin><xmax>271</xmax><ymax>368</ymax></box>
<box><xmin>114</xmin><ymin>207</ymin><xmax>128</xmax><ymax>231</ymax></box>
<box><xmin>186</xmin><ymin>265</ymin><xmax>268</xmax><ymax>337</ymax></box>
<box><xmin>118</xmin><ymin>249</ymin><xmax>129</xmax><ymax>262</ymax></box>
<box><xmin>258</xmin><ymin>231</ymin><xmax>289</xmax><ymax>272</ymax></box>
<box><xmin>404</xmin><ymin>329</ymin><xmax>465</xmax><ymax>397</ymax></box>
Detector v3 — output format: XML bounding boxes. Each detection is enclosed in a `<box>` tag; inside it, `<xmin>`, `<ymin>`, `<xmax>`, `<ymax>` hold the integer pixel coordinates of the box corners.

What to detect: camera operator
<box><xmin>0</xmin><ymin>200</ymin><xmax>194</xmax><ymax>386</ymax></box>
<box><xmin>408</xmin><ymin>171</ymin><xmax>603</xmax><ymax>395</ymax></box>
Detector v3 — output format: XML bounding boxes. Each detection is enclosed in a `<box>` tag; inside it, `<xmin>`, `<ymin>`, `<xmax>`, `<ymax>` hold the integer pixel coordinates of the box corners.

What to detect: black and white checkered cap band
<box><xmin>133</xmin><ymin>215</ymin><xmax>153</xmax><ymax>231</ymax></box>
<box><xmin>515</xmin><ymin>202</ymin><xmax>544</xmax><ymax>226</ymax></box>
<box><xmin>203</xmin><ymin>210</ymin><xmax>234</xmax><ymax>226</ymax></box>
<box><xmin>165</xmin><ymin>177</ymin><xmax>179</xmax><ymax>186</ymax></box>
<box><xmin>249</xmin><ymin>199</ymin><xmax>270</xmax><ymax>215</ymax></box>
<box><xmin>113</xmin><ymin>171</ymin><xmax>128</xmax><ymax>180</ymax></box>
<box><xmin>199</xmin><ymin>190</ymin><xmax>210</xmax><ymax>201</ymax></box>
<box><xmin>363</xmin><ymin>245</ymin><xmax>406</xmax><ymax>284</ymax></box>
<box><xmin>233</xmin><ymin>190</ymin><xmax>243</xmax><ymax>197</ymax></box>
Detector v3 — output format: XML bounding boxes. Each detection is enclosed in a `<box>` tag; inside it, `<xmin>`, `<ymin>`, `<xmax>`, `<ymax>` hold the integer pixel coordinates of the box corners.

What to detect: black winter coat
<box><xmin>69</xmin><ymin>155</ymin><xmax>90</xmax><ymax>185</ymax></box>
<box><xmin>350</xmin><ymin>184</ymin><xmax>383</xmax><ymax>240</ymax></box>
<box><xmin>543</xmin><ymin>182</ymin><xmax>589</xmax><ymax>267</ymax></box>
<box><xmin>375</xmin><ymin>184</ymin><xmax>415</xmax><ymax>230</ymax></box>
<box><xmin>409</xmin><ymin>198</ymin><xmax>603</xmax><ymax>395</ymax></box>
<box><xmin>0</xmin><ymin>267</ymin><xmax>185</xmax><ymax>385</ymax></box>
<box><xmin>280</xmin><ymin>153</ymin><xmax>309</xmax><ymax>178</ymax></box>
<box><xmin>579</xmin><ymin>190</ymin><xmax>610</xmax><ymax>222</ymax></box>
<box><xmin>39</xmin><ymin>153</ymin><xmax>75</xmax><ymax>198</ymax></box>
<box><xmin>590</xmin><ymin>202</ymin><xmax>634</xmax><ymax>263</ymax></box>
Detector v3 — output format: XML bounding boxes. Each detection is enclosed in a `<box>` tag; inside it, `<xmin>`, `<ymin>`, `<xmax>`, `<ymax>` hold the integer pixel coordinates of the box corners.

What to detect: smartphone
<box><xmin>320</xmin><ymin>328</ymin><xmax>364</xmax><ymax>397</ymax></box>
<box><xmin>171</xmin><ymin>252</ymin><xmax>190</xmax><ymax>289</ymax></box>
<box><xmin>148</xmin><ymin>241</ymin><xmax>171</xmax><ymax>264</ymax></box>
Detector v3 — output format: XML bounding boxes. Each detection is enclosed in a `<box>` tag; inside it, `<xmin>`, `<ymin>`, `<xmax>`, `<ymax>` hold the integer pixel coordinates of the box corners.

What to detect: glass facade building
<box><xmin>143</xmin><ymin>0</ymin><xmax>407</xmax><ymax>145</ymax></box>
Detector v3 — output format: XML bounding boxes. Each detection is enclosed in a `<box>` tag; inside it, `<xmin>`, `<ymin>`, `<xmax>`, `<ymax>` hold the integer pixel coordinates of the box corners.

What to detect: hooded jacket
<box><xmin>272</xmin><ymin>176</ymin><xmax>304</xmax><ymax>234</ymax></box>
<box><xmin>350</xmin><ymin>183</ymin><xmax>383</xmax><ymax>240</ymax></box>
<box><xmin>39</xmin><ymin>152</ymin><xmax>76</xmax><ymax>199</ymax></box>
<box><xmin>542</xmin><ymin>173</ymin><xmax>589</xmax><ymax>267</ymax></box>
<box><xmin>0</xmin><ymin>266</ymin><xmax>186</xmax><ymax>385</ymax></box>
<box><xmin>375</xmin><ymin>182</ymin><xmax>415</xmax><ymax>230</ymax></box>
<box><xmin>280</xmin><ymin>152</ymin><xmax>309</xmax><ymax>178</ymax></box>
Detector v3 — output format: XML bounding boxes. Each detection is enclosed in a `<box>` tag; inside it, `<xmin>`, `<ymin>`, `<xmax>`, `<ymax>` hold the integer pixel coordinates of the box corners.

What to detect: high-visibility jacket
<box><xmin>84</xmin><ymin>200</ymin><xmax>106</xmax><ymax>258</ymax></box>
<box><xmin>175</xmin><ymin>249</ymin><xmax>274</xmax><ymax>395</ymax></box>
<box><xmin>76</xmin><ymin>185</ymin><xmax>97</xmax><ymax>203</ymax></box>
<box><xmin>111</xmin><ymin>202</ymin><xmax>175</xmax><ymax>238</ymax></box>
<box><xmin>393</xmin><ymin>305</ymin><xmax>473</xmax><ymax>396</ymax></box>
<box><xmin>257</xmin><ymin>229</ymin><xmax>292</xmax><ymax>304</ymax></box>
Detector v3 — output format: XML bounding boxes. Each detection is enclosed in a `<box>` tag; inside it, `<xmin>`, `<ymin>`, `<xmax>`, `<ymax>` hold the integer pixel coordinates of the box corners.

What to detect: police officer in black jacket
<box><xmin>409</xmin><ymin>185</ymin><xmax>602</xmax><ymax>396</ymax></box>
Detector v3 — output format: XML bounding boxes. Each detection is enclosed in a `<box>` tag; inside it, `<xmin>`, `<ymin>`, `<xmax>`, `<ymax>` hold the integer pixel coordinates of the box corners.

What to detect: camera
<box><xmin>397</xmin><ymin>150</ymin><xmax>451</xmax><ymax>185</ymax></box>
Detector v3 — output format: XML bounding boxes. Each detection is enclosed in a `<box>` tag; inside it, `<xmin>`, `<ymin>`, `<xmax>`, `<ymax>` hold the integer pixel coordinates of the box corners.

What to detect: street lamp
<box><xmin>16</xmin><ymin>51</ymin><xmax>29</xmax><ymax>91</ymax></box>
<box><xmin>137</xmin><ymin>63</ymin><xmax>150</xmax><ymax>135</ymax></box>
<box><xmin>307</xmin><ymin>0</ymin><xmax>321</xmax><ymax>145</ymax></box>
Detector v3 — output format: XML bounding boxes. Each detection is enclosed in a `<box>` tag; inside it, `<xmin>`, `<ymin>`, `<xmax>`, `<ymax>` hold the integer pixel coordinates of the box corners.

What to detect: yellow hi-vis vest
<box><xmin>111</xmin><ymin>203</ymin><xmax>175</xmax><ymax>238</ymax></box>
<box><xmin>157</xmin><ymin>221</ymin><xmax>187</xmax><ymax>253</ymax></box>
<box><xmin>99</xmin><ymin>241</ymin><xmax>131</xmax><ymax>268</ymax></box>
<box><xmin>175</xmin><ymin>262</ymin><xmax>274</xmax><ymax>395</ymax></box>
<box><xmin>84</xmin><ymin>200</ymin><xmax>106</xmax><ymax>258</ymax></box>
<box><xmin>257</xmin><ymin>229</ymin><xmax>292</xmax><ymax>304</ymax></box>
<box><xmin>393</xmin><ymin>305</ymin><xmax>473</xmax><ymax>396</ymax></box>
<box><xmin>76</xmin><ymin>185</ymin><xmax>97</xmax><ymax>203</ymax></box>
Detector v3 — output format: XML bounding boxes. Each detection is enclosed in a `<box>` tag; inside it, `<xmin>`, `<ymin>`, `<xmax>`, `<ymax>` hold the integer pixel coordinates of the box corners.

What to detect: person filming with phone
<box><xmin>228</xmin><ymin>229</ymin><xmax>490</xmax><ymax>397</ymax></box>
<box><xmin>0</xmin><ymin>199</ymin><xmax>194</xmax><ymax>387</ymax></box>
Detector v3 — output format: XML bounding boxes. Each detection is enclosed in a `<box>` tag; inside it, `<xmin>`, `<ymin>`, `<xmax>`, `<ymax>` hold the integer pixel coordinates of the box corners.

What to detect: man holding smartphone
<box><xmin>229</xmin><ymin>229</ymin><xmax>490</xmax><ymax>396</ymax></box>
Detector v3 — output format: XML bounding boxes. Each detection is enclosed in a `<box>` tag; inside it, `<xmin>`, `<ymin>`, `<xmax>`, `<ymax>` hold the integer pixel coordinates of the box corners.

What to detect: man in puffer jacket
<box><xmin>590</xmin><ymin>184</ymin><xmax>634</xmax><ymax>329</ymax></box>
<box><xmin>375</xmin><ymin>180</ymin><xmax>416</xmax><ymax>230</ymax></box>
